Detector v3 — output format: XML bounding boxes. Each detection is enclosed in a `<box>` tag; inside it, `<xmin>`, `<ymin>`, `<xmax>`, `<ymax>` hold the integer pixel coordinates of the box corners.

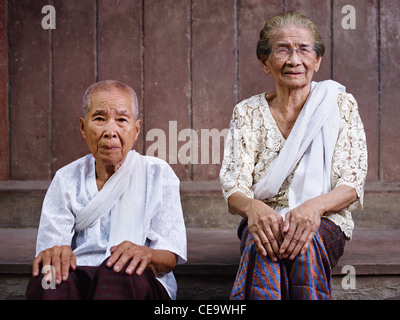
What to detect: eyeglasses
<box><xmin>272</xmin><ymin>46</ymin><xmax>316</xmax><ymax>60</ymax></box>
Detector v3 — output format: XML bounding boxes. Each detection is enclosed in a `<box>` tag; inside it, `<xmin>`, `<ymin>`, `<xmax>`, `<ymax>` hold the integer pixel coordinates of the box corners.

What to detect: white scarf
<box><xmin>74</xmin><ymin>150</ymin><xmax>182</xmax><ymax>299</ymax></box>
<box><xmin>75</xmin><ymin>150</ymin><xmax>147</xmax><ymax>254</ymax></box>
<box><xmin>252</xmin><ymin>80</ymin><xmax>345</xmax><ymax>219</ymax></box>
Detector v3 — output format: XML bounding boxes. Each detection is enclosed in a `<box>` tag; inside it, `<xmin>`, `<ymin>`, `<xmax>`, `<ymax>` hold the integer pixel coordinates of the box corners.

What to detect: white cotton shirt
<box><xmin>36</xmin><ymin>152</ymin><xmax>187</xmax><ymax>299</ymax></box>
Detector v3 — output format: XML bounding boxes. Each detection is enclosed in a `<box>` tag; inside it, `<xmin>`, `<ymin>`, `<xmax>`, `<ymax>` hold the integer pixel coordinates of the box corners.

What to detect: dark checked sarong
<box><xmin>25</xmin><ymin>258</ymin><xmax>170</xmax><ymax>300</ymax></box>
<box><xmin>231</xmin><ymin>217</ymin><xmax>346</xmax><ymax>300</ymax></box>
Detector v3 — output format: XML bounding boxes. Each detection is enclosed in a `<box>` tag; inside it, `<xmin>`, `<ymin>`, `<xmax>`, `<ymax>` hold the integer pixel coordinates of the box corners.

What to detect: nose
<box><xmin>103</xmin><ymin>121</ymin><xmax>118</xmax><ymax>139</ymax></box>
<box><xmin>286</xmin><ymin>49</ymin><xmax>302</xmax><ymax>65</ymax></box>
<box><xmin>104</xmin><ymin>131</ymin><xmax>117</xmax><ymax>139</ymax></box>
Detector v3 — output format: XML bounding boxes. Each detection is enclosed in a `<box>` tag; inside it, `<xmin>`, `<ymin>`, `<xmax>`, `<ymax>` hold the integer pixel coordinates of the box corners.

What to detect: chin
<box><xmin>281</xmin><ymin>78</ymin><xmax>310</xmax><ymax>89</ymax></box>
<box><xmin>97</xmin><ymin>153</ymin><xmax>124</xmax><ymax>167</ymax></box>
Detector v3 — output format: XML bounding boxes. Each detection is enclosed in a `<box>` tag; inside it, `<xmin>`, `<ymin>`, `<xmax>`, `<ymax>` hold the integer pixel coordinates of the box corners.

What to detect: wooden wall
<box><xmin>0</xmin><ymin>0</ymin><xmax>398</xmax><ymax>186</ymax></box>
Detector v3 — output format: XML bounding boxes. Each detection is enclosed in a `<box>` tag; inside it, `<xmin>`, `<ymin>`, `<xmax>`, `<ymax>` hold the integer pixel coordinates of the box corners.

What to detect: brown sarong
<box><xmin>25</xmin><ymin>258</ymin><xmax>171</xmax><ymax>300</ymax></box>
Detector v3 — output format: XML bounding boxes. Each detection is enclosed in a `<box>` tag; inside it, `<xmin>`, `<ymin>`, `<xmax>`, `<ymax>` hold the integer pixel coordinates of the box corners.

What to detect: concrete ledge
<box><xmin>1</xmin><ymin>227</ymin><xmax>400</xmax><ymax>299</ymax></box>
<box><xmin>1</xmin><ymin>227</ymin><xmax>400</xmax><ymax>276</ymax></box>
<box><xmin>2</xmin><ymin>180</ymin><xmax>400</xmax><ymax>229</ymax></box>
<box><xmin>3</xmin><ymin>227</ymin><xmax>399</xmax><ymax>276</ymax></box>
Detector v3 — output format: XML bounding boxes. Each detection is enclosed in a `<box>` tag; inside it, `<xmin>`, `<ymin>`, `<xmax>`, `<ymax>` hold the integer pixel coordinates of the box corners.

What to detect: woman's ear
<box><xmin>80</xmin><ymin>117</ymin><xmax>86</xmax><ymax>139</ymax></box>
<box><xmin>314</xmin><ymin>55</ymin><xmax>322</xmax><ymax>73</ymax></box>
<box><xmin>260</xmin><ymin>59</ymin><xmax>270</xmax><ymax>75</ymax></box>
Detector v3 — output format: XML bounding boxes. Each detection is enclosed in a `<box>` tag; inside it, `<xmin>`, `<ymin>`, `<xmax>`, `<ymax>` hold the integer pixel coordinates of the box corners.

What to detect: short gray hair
<box><xmin>81</xmin><ymin>80</ymin><xmax>139</xmax><ymax>120</ymax></box>
<box><xmin>257</xmin><ymin>11</ymin><xmax>325</xmax><ymax>63</ymax></box>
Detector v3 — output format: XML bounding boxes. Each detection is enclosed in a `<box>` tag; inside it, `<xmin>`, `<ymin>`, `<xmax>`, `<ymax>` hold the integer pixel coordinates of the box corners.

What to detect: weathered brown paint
<box><xmin>0</xmin><ymin>0</ymin><xmax>397</xmax><ymax>185</ymax></box>
<box><xmin>8</xmin><ymin>0</ymin><xmax>51</xmax><ymax>180</ymax></box>
<box><xmin>0</xmin><ymin>0</ymin><xmax>8</xmax><ymax>179</ymax></box>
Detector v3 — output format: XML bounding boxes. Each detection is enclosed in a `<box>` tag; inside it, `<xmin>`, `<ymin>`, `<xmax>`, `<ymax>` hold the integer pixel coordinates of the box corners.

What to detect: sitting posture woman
<box><xmin>220</xmin><ymin>11</ymin><xmax>367</xmax><ymax>300</ymax></box>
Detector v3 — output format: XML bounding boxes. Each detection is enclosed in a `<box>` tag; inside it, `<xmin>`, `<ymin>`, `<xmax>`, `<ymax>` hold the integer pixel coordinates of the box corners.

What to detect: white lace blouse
<box><xmin>220</xmin><ymin>91</ymin><xmax>368</xmax><ymax>239</ymax></box>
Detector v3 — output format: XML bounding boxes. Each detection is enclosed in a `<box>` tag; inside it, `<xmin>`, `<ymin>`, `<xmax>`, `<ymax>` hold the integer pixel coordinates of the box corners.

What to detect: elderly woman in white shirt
<box><xmin>220</xmin><ymin>11</ymin><xmax>367</xmax><ymax>300</ymax></box>
<box><xmin>26</xmin><ymin>80</ymin><xmax>187</xmax><ymax>300</ymax></box>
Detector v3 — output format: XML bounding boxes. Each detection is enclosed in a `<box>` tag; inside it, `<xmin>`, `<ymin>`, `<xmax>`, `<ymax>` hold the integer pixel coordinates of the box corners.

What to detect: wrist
<box><xmin>315</xmin><ymin>197</ymin><xmax>327</xmax><ymax>217</ymax></box>
<box><xmin>304</xmin><ymin>197</ymin><xmax>326</xmax><ymax>217</ymax></box>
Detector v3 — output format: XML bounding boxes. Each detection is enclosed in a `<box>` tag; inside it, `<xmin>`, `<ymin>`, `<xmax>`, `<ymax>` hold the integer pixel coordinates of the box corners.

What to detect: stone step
<box><xmin>0</xmin><ymin>227</ymin><xmax>399</xmax><ymax>300</ymax></box>
<box><xmin>1</xmin><ymin>181</ymin><xmax>400</xmax><ymax>229</ymax></box>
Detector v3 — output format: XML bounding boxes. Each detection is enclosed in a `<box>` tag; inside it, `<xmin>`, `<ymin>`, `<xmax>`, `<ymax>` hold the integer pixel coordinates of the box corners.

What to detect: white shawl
<box><xmin>252</xmin><ymin>80</ymin><xmax>345</xmax><ymax>218</ymax></box>
<box><xmin>75</xmin><ymin>151</ymin><xmax>147</xmax><ymax>254</ymax></box>
<box><xmin>74</xmin><ymin>150</ymin><xmax>185</xmax><ymax>299</ymax></box>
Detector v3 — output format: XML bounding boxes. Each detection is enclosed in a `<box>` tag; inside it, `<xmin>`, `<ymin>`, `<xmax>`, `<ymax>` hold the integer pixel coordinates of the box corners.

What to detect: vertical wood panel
<box><xmin>285</xmin><ymin>0</ymin><xmax>331</xmax><ymax>81</ymax></box>
<box><xmin>143</xmin><ymin>0</ymin><xmax>191</xmax><ymax>180</ymax></box>
<box><xmin>8</xmin><ymin>0</ymin><xmax>51</xmax><ymax>180</ymax></box>
<box><xmin>238</xmin><ymin>0</ymin><xmax>282</xmax><ymax>101</ymax></box>
<box><xmin>0</xmin><ymin>0</ymin><xmax>8</xmax><ymax>179</ymax></box>
<box><xmin>192</xmin><ymin>0</ymin><xmax>236</xmax><ymax>180</ymax></box>
<box><xmin>333</xmin><ymin>0</ymin><xmax>379</xmax><ymax>182</ymax></box>
<box><xmin>380</xmin><ymin>0</ymin><xmax>400</xmax><ymax>181</ymax></box>
<box><xmin>52</xmin><ymin>0</ymin><xmax>97</xmax><ymax>173</ymax></box>
<box><xmin>3</xmin><ymin>1</ymin><xmax>400</xmax><ymax>186</ymax></box>
<box><xmin>97</xmin><ymin>0</ymin><xmax>144</xmax><ymax>154</ymax></box>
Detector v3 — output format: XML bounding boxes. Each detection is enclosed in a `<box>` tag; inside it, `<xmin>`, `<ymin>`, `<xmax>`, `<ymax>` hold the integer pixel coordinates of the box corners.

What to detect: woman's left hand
<box><xmin>107</xmin><ymin>241</ymin><xmax>157</xmax><ymax>276</ymax></box>
<box><xmin>279</xmin><ymin>198</ymin><xmax>325</xmax><ymax>260</ymax></box>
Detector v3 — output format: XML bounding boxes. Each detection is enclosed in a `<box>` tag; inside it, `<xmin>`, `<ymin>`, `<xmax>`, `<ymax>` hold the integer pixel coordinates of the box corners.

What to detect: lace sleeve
<box><xmin>332</xmin><ymin>92</ymin><xmax>368</xmax><ymax>210</ymax></box>
<box><xmin>220</xmin><ymin>101</ymin><xmax>257</xmax><ymax>202</ymax></box>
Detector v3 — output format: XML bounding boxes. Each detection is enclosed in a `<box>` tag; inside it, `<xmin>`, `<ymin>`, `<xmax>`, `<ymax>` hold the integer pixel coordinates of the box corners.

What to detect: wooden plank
<box><xmin>191</xmin><ymin>0</ymin><xmax>236</xmax><ymax>180</ymax></box>
<box><xmin>0</xmin><ymin>0</ymin><xmax>8</xmax><ymax>180</ymax></box>
<box><xmin>52</xmin><ymin>0</ymin><xmax>96</xmax><ymax>173</ymax></box>
<box><xmin>380</xmin><ymin>0</ymin><xmax>400</xmax><ymax>181</ymax></box>
<box><xmin>8</xmin><ymin>0</ymin><xmax>51</xmax><ymax>180</ymax></box>
<box><xmin>97</xmin><ymin>0</ymin><xmax>144</xmax><ymax>154</ymax></box>
<box><xmin>285</xmin><ymin>0</ymin><xmax>332</xmax><ymax>81</ymax></box>
<box><xmin>237</xmin><ymin>0</ymin><xmax>282</xmax><ymax>101</ymax></box>
<box><xmin>143</xmin><ymin>0</ymin><xmax>191</xmax><ymax>180</ymax></box>
<box><xmin>333</xmin><ymin>0</ymin><xmax>379</xmax><ymax>182</ymax></box>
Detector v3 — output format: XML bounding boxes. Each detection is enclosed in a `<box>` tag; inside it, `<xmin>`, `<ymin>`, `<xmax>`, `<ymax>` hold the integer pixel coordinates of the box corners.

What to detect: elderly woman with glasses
<box><xmin>220</xmin><ymin>12</ymin><xmax>367</xmax><ymax>300</ymax></box>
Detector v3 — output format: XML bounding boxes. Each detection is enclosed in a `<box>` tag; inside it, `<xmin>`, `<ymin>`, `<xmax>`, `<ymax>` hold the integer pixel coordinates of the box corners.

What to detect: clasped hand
<box><xmin>247</xmin><ymin>198</ymin><xmax>324</xmax><ymax>261</ymax></box>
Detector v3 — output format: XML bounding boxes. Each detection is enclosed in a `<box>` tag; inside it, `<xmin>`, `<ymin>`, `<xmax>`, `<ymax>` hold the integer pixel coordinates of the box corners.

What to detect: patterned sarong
<box><xmin>231</xmin><ymin>217</ymin><xmax>346</xmax><ymax>300</ymax></box>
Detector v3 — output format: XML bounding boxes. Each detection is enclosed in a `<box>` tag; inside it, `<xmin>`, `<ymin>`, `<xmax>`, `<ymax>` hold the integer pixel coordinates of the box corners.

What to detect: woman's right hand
<box><xmin>32</xmin><ymin>245</ymin><xmax>77</xmax><ymax>285</ymax></box>
<box><xmin>245</xmin><ymin>199</ymin><xmax>284</xmax><ymax>261</ymax></box>
<box><xmin>228</xmin><ymin>192</ymin><xmax>284</xmax><ymax>261</ymax></box>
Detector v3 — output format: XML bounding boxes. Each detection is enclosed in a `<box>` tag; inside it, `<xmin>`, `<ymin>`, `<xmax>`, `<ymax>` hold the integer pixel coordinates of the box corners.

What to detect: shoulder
<box><xmin>138</xmin><ymin>153</ymin><xmax>178</xmax><ymax>181</ymax></box>
<box><xmin>45</xmin><ymin>154</ymin><xmax>93</xmax><ymax>197</ymax></box>
<box><xmin>233</xmin><ymin>93</ymin><xmax>267</xmax><ymax>115</ymax></box>
<box><xmin>230</xmin><ymin>93</ymin><xmax>270</xmax><ymax>131</ymax></box>
<box><xmin>53</xmin><ymin>154</ymin><xmax>94</xmax><ymax>181</ymax></box>
<box><xmin>141</xmin><ymin>153</ymin><xmax>173</xmax><ymax>170</ymax></box>
<box><xmin>337</xmin><ymin>91</ymin><xmax>360</xmax><ymax>119</ymax></box>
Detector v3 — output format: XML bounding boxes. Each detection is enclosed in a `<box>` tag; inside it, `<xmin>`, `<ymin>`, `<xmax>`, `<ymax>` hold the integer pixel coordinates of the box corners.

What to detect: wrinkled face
<box><xmin>261</xmin><ymin>25</ymin><xmax>322</xmax><ymax>90</ymax></box>
<box><xmin>80</xmin><ymin>88</ymin><xmax>141</xmax><ymax>167</ymax></box>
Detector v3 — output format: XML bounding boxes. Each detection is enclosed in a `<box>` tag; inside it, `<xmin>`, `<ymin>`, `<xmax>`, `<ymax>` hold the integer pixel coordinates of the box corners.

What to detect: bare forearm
<box><xmin>150</xmin><ymin>249</ymin><xmax>178</xmax><ymax>275</ymax></box>
<box><xmin>227</xmin><ymin>191</ymin><xmax>284</xmax><ymax>260</ymax></box>
<box><xmin>227</xmin><ymin>191</ymin><xmax>256</xmax><ymax>218</ymax></box>
<box><xmin>314</xmin><ymin>184</ymin><xmax>358</xmax><ymax>216</ymax></box>
<box><xmin>228</xmin><ymin>185</ymin><xmax>357</xmax><ymax>217</ymax></box>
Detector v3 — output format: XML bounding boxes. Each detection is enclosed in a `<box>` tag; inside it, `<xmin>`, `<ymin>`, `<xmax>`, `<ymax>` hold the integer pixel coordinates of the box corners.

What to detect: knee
<box><xmin>93</xmin><ymin>259</ymin><xmax>167</xmax><ymax>299</ymax></box>
<box><xmin>26</xmin><ymin>269</ymin><xmax>80</xmax><ymax>300</ymax></box>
